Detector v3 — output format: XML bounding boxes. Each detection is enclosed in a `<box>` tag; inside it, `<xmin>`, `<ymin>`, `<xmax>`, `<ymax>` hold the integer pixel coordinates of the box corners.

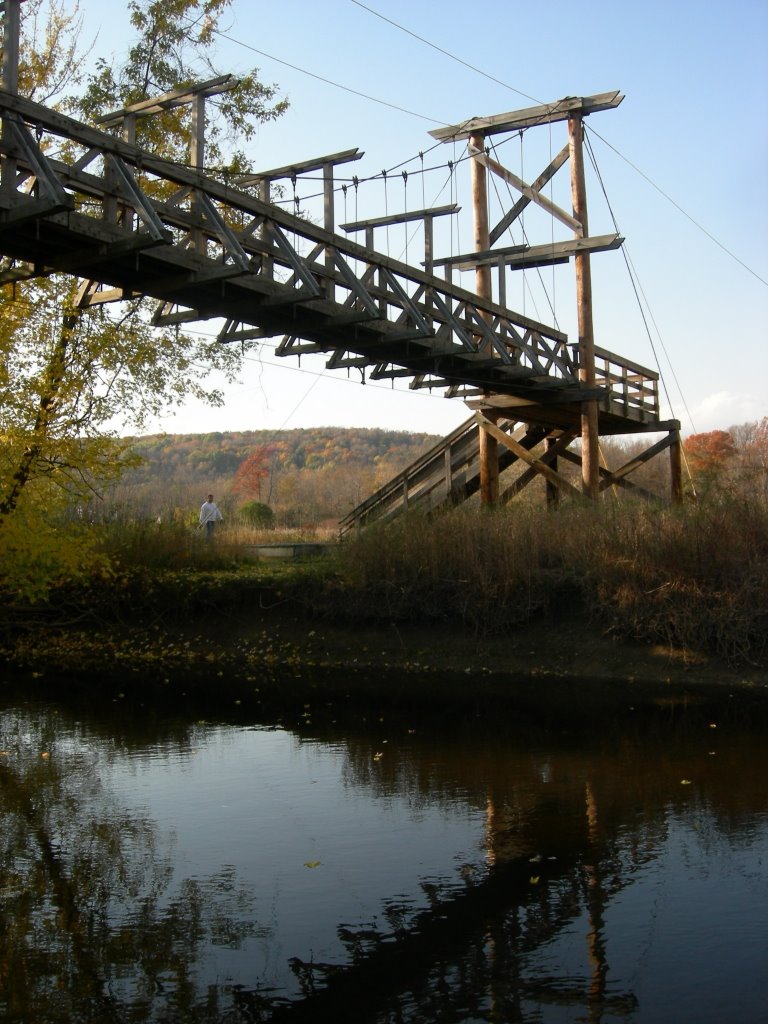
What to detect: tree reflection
<box><xmin>0</xmin><ymin>707</ymin><xmax>267</xmax><ymax>1023</ymax></box>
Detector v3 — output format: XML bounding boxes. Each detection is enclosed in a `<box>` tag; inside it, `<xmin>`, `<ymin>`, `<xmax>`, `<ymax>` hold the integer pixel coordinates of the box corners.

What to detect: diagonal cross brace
<box><xmin>489</xmin><ymin>143</ymin><xmax>570</xmax><ymax>246</ymax></box>
<box><xmin>469</xmin><ymin>143</ymin><xmax>582</xmax><ymax>236</ymax></box>
<box><xmin>198</xmin><ymin>192</ymin><xmax>251</xmax><ymax>271</ymax></box>
<box><xmin>333</xmin><ymin>251</ymin><xmax>381</xmax><ymax>318</ymax></box>
<box><xmin>380</xmin><ymin>267</ymin><xmax>432</xmax><ymax>337</ymax></box>
<box><xmin>4</xmin><ymin>119</ymin><xmax>73</xmax><ymax>210</ymax></box>
<box><xmin>105</xmin><ymin>153</ymin><xmax>171</xmax><ymax>242</ymax></box>
<box><xmin>269</xmin><ymin>223</ymin><xmax>322</xmax><ymax>297</ymax></box>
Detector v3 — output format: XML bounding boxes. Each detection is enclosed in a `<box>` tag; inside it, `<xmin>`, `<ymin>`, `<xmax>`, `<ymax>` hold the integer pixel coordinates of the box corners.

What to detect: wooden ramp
<box><xmin>338</xmin><ymin>416</ymin><xmax>550</xmax><ymax>535</ymax></box>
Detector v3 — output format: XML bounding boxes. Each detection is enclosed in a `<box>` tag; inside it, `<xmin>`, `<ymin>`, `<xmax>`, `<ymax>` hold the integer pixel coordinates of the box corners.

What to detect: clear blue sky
<box><xmin>70</xmin><ymin>0</ymin><xmax>768</xmax><ymax>437</ymax></box>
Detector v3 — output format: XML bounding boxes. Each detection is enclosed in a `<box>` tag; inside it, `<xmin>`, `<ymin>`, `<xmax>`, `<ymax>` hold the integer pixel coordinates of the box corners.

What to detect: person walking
<box><xmin>199</xmin><ymin>493</ymin><xmax>223</xmax><ymax>538</ymax></box>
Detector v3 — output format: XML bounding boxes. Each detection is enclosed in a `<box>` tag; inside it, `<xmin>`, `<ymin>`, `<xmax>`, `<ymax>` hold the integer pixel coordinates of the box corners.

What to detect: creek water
<box><xmin>0</xmin><ymin>676</ymin><xmax>766</xmax><ymax>1023</ymax></box>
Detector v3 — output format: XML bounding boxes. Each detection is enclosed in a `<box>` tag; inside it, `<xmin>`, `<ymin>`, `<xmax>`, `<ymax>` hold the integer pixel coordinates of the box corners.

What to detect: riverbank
<box><xmin>4</xmin><ymin>593</ymin><xmax>767</xmax><ymax>724</ymax></box>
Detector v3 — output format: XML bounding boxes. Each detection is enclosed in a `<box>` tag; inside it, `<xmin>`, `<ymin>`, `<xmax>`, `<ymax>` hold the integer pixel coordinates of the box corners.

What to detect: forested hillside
<box><xmin>96</xmin><ymin>417</ymin><xmax>767</xmax><ymax>530</ymax></box>
<box><xmin>108</xmin><ymin>426</ymin><xmax>442</xmax><ymax>526</ymax></box>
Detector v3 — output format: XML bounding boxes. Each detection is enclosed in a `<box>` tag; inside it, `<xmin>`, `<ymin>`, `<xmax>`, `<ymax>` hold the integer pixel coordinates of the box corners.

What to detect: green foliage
<box><xmin>237</xmin><ymin>500</ymin><xmax>275</xmax><ymax>528</ymax></box>
<box><xmin>0</xmin><ymin>493</ymin><xmax>112</xmax><ymax>603</ymax></box>
<box><xmin>1</xmin><ymin>0</ymin><xmax>288</xmax><ymax>600</ymax></box>
<box><xmin>75</xmin><ymin>0</ymin><xmax>288</xmax><ymax>173</ymax></box>
<box><xmin>16</xmin><ymin>0</ymin><xmax>87</xmax><ymax>105</ymax></box>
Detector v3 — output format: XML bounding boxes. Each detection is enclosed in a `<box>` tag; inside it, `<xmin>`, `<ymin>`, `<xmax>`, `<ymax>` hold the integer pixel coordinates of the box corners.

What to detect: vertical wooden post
<box><xmin>190</xmin><ymin>93</ymin><xmax>205</xmax><ymax>252</ymax></box>
<box><xmin>258</xmin><ymin>176</ymin><xmax>274</xmax><ymax>280</ymax></box>
<box><xmin>670</xmin><ymin>428</ymin><xmax>683</xmax><ymax>505</ymax></box>
<box><xmin>545</xmin><ymin>436</ymin><xmax>560</xmax><ymax>507</ymax></box>
<box><xmin>568</xmin><ymin>112</ymin><xmax>600</xmax><ymax>500</ymax></box>
<box><xmin>479</xmin><ymin>412</ymin><xmax>500</xmax><ymax>505</ymax></box>
<box><xmin>470</xmin><ymin>131</ymin><xmax>492</xmax><ymax>311</ymax></box>
<box><xmin>2</xmin><ymin>0</ymin><xmax>20</xmax><ymax>93</ymax></box>
<box><xmin>323</xmin><ymin>160</ymin><xmax>335</xmax><ymax>297</ymax></box>
<box><xmin>471</xmin><ymin>130</ymin><xmax>498</xmax><ymax>504</ymax></box>
<box><xmin>1</xmin><ymin>0</ymin><xmax>21</xmax><ymax>190</ymax></box>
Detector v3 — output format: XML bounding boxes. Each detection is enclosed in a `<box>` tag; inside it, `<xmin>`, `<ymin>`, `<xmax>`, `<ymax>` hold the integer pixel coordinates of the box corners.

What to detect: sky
<box><xmin>56</xmin><ymin>0</ymin><xmax>768</xmax><ymax>437</ymax></box>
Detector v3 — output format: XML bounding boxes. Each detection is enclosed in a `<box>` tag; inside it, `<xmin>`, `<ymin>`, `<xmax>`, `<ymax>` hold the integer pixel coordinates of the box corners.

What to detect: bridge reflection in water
<box><xmin>1</xmin><ymin>683</ymin><xmax>765</xmax><ymax>1023</ymax></box>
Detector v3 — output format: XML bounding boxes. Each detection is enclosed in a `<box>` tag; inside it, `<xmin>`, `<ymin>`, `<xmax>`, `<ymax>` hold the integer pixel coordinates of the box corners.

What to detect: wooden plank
<box><xmin>593</xmin><ymin>345</ymin><xmax>659</xmax><ymax>381</ymax></box>
<box><xmin>238</xmin><ymin>148</ymin><xmax>363</xmax><ymax>185</ymax></box>
<box><xmin>340</xmin><ymin>203</ymin><xmax>459</xmax><ymax>232</ymax></box>
<box><xmin>475</xmin><ymin>412</ymin><xmax>582</xmax><ymax>498</ymax></box>
<box><xmin>489</xmin><ymin>143</ymin><xmax>570</xmax><ymax>245</ymax></box>
<box><xmin>98</xmin><ymin>75</ymin><xmax>238</xmax><ymax>126</ymax></box>
<box><xmin>429</xmin><ymin>91</ymin><xmax>624</xmax><ymax>142</ymax></box>
<box><xmin>432</xmin><ymin>234</ymin><xmax>622</xmax><ymax>271</ymax></box>
<box><xmin>470</xmin><ymin>146</ymin><xmax>582</xmax><ymax>235</ymax></box>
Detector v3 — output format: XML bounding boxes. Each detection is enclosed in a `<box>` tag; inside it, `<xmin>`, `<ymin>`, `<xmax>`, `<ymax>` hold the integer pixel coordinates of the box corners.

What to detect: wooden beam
<box><xmin>238</xmin><ymin>148</ymin><xmax>363</xmax><ymax>185</ymax></box>
<box><xmin>431</xmin><ymin>234</ymin><xmax>623</xmax><ymax>272</ymax></box>
<box><xmin>559</xmin><ymin>448</ymin><xmax>659</xmax><ymax>502</ymax></box>
<box><xmin>489</xmin><ymin>144</ymin><xmax>570</xmax><ymax>245</ymax></box>
<box><xmin>470</xmin><ymin>144</ymin><xmax>582</xmax><ymax>235</ymax></box>
<box><xmin>429</xmin><ymin>91</ymin><xmax>625</xmax><ymax>142</ymax></box>
<box><xmin>340</xmin><ymin>203</ymin><xmax>459</xmax><ymax>232</ymax></box>
<box><xmin>476</xmin><ymin>412</ymin><xmax>582</xmax><ymax>498</ymax></box>
<box><xmin>670</xmin><ymin>428</ymin><xmax>683</xmax><ymax>505</ymax></box>
<box><xmin>98</xmin><ymin>75</ymin><xmax>239</xmax><ymax>126</ymax></box>
<box><xmin>569</xmin><ymin>112</ymin><xmax>599</xmax><ymax>499</ymax></box>
<box><xmin>597</xmin><ymin>433</ymin><xmax>676</xmax><ymax>489</ymax></box>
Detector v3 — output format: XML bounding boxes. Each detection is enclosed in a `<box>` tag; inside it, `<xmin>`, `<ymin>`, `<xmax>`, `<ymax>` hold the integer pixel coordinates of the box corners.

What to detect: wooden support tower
<box><xmin>426</xmin><ymin>91</ymin><xmax>682</xmax><ymax>509</ymax></box>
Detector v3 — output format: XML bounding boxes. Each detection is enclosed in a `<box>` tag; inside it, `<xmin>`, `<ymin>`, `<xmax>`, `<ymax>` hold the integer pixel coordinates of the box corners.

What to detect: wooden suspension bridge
<box><xmin>0</xmin><ymin>0</ymin><xmax>682</xmax><ymax>528</ymax></box>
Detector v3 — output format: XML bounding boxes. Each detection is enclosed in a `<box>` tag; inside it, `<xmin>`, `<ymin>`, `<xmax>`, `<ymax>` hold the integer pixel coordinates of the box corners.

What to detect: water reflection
<box><xmin>1</xmin><ymin>680</ymin><xmax>766</xmax><ymax>1023</ymax></box>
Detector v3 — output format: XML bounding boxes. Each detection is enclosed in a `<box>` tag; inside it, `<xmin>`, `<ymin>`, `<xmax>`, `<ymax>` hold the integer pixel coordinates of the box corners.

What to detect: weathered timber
<box><xmin>429</xmin><ymin>91</ymin><xmax>625</xmax><ymax>142</ymax></box>
<box><xmin>476</xmin><ymin>412</ymin><xmax>583</xmax><ymax>499</ymax></box>
<box><xmin>469</xmin><ymin>143</ymin><xmax>583</xmax><ymax>236</ymax></box>
<box><xmin>431</xmin><ymin>234</ymin><xmax>623</xmax><ymax>272</ymax></box>
<box><xmin>489</xmin><ymin>143</ymin><xmax>570</xmax><ymax>245</ymax></box>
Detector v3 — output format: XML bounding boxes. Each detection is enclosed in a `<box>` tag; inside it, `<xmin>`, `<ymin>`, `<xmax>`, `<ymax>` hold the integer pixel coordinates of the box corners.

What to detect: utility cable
<box><xmin>349</xmin><ymin>0</ymin><xmax>543</xmax><ymax>105</ymax></box>
<box><xmin>204</xmin><ymin>26</ymin><xmax>450</xmax><ymax>126</ymax></box>
<box><xmin>586</xmin><ymin>125</ymin><xmax>768</xmax><ymax>289</ymax></box>
<box><xmin>583</xmin><ymin>132</ymin><xmax>697</xmax><ymax>444</ymax></box>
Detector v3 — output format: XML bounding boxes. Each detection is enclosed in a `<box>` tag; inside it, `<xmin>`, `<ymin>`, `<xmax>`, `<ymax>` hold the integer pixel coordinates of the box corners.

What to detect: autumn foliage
<box><xmin>231</xmin><ymin>447</ymin><xmax>274</xmax><ymax>501</ymax></box>
<box><xmin>683</xmin><ymin>430</ymin><xmax>736</xmax><ymax>473</ymax></box>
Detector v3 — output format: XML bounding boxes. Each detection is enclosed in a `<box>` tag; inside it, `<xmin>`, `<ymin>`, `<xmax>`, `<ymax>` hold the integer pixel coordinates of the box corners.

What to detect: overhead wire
<box><xmin>350</xmin><ymin>1</ymin><xmax>766</xmax><ymax>289</ymax></box>
<box><xmin>586</xmin><ymin>125</ymin><xmax>768</xmax><ymax>289</ymax></box>
<box><xmin>583</xmin><ymin>130</ymin><xmax>697</xmax><ymax>439</ymax></box>
<box><xmin>201</xmin><ymin>25</ymin><xmax>450</xmax><ymax>127</ymax></box>
<box><xmin>348</xmin><ymin>0</ymin><xmax>543</xmax><ymax>105</ymax></box>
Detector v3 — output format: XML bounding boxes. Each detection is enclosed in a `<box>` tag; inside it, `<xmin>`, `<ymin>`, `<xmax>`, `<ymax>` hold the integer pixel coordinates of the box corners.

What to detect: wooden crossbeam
<box><xmin>499</xmin><ymin>429</ymin><xmax>576</xmax><ymax>502</ymax></box>
<box><xmin>340</xmin><ymin>204</ymin><xmax>459</xmax><ymax>232</ymax></box>
<box><xmin>597</xmin><ymin>433</ymin><xmax>676</xmax><ymax>490</ymax></box>
<box><xmin>98</xmin><ymin>75</ymin><xmax>239</xmax><ymax>126</ymax></box>
<box><xmin>490</xmin><ymin>144</ymin><xmax>570</xmax><ymax>245</ymax></box>
<box><xmin>429</xmin><ymin>91</ymin><xmax>624</xmax><ymax>142</ymax></box>
<box><xmin>238</xmin><ymin>148</ymin><xmax>363</xmax><ymax>185</ymax></box>
<box><xmin>469</xmin><ymin>144</ymin><xmax>582</xmax><ymax>235</ymax></box>
<box><xmin>432</xmin><ymin>234</ymin><xmax>623</xmax><ymax>272</ymax></box>
<box><xmin>475</xmin><ymin>411</ymin><xmax>582</xmax><ymax>498</ymax></box>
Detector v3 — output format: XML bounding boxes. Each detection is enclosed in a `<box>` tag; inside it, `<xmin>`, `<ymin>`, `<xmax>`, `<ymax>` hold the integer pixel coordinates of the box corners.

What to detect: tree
<box><xmin>684</xmin><ymin>430</ymin><xmax>736</xmax><ymax>473</ymax></box>
<box><xmin>0</xmin><ymin>1</ymin><xmax>287</xmax><ymax>598</ymax></box>
<box><xmin>75</xmin><ymin>0</ymin><xmax>287</xmax><ymax>172</ymax></box>
<box><xmin>232</xmin><ymin>447</ymin><xmax>276</xmax><ymax>503</ymax></box>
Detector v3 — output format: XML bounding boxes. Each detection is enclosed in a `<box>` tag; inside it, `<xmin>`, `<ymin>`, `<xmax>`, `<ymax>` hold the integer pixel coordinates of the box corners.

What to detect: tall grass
<box><xmin>330</xmin><ymin>495</ymin><xmax>768</xmax><ymax>665</ymax></box>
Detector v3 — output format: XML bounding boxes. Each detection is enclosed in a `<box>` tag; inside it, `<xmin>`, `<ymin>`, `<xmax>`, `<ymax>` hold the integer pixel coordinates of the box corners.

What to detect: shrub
<box><xmin>237</xmin><ymin>501</ymin><xmax>275</xmax><ymax>529</ymax></box>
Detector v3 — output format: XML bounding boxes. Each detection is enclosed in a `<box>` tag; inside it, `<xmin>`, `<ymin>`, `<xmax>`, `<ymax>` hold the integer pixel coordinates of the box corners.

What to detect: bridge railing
<box><xmin>0</xmin><ymin>90</ymin><xmax>659</xmax><ymax>422</ymax></box>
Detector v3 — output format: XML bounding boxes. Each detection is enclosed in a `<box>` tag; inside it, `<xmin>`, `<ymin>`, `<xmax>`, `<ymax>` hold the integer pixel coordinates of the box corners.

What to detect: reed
<box><xmin>330</xmin><ymin>494</ymin><xmax>768</xmax><ymax>664</ymax></box>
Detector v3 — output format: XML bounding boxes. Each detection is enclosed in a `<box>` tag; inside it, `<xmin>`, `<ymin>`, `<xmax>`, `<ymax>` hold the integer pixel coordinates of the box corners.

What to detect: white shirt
<box><xmin>199</xmin><ymin>500</ymin><xmax>223</xmax><ymax>524</ymax></box>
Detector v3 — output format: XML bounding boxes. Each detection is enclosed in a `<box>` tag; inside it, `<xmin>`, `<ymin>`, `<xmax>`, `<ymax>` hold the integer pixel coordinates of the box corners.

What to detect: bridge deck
<box><xmin>0</xmin><ymin>90</ymin><xmax>661</xmax><ymax>427</ymax></box>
